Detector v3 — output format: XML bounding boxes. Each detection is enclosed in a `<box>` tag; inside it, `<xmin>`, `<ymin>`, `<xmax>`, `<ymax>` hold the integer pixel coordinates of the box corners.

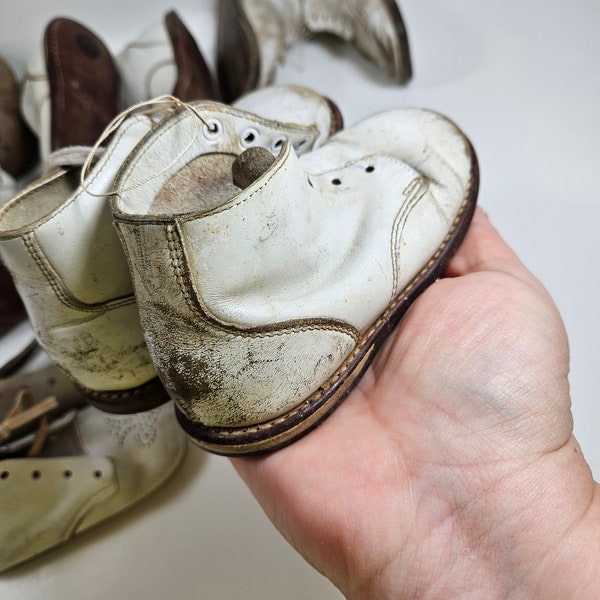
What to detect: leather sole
<box><xmin>78</xmin><ymin>376</ymin><xmax>171</xmax><ymax>415</ymax></box>
<box><xmin>45</xmin><ymin>18</ymin><xmax>120</xmax><ymax>151</ymax></box>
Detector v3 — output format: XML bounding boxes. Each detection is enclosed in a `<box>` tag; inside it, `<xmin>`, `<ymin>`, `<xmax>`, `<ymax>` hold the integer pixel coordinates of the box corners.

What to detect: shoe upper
<box><xmin>117</xmin><ymin>10</ymin><xmax>216</xmax><ymax>106</ymax></box>
<box><xmin>0</xmin><ymin>402</ymin><xmax>186</xmax><ymax>572</ymax></box>
<box><xmin>0</xmin><ymin>115</ymin><xmax>156</xmax><ymax>394</ymax></box>
<box><xmin>217</xmin><ymin>0</ymin><xmax>412</xmax><ymax>102</ymax></box>
<box><xmin>111</xmin><ymin>106</ymin><xmax>476</xmax><ymax>428</ymax></box>
<box><xmin>0</xmin><ymin>87</ymin><xmax>342</xmax><ymax>403</ymax></box>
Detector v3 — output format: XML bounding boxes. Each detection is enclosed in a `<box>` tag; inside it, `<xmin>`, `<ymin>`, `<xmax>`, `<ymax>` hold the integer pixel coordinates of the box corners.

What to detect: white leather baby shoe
<box><xmin>111</xmin><ymin>106</ymin><xmax>478</xmax><ymax>455</ymax></box>
<box><xmin>117</xmin><ymin>10</ymin><xmax>216</xmax><ymax>106</ymax></box>
<box><xmin>0</xmin><ymin>401</ymin><xmax>186</xmax><ymax>572</ymax></box>
<box><xmin>0</xmin><ymin>87</ymin><xmax>342</xmax><ymax>414</ymax></box>
<box><xmin>217</xmin><ymin>0</ymin><xmax>412</xmax><ymax>101</ymax></box>
<box><xmin>0</xmin><ymin>114</ymin><xmax>163</xmax><ymax>413</ymax></box>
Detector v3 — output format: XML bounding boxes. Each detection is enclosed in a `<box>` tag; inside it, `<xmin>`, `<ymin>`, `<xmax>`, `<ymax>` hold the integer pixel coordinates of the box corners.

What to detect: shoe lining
<box><xmin>151</xmin><ymin>152</ymin><xmax>239</xmax><ymax>215</ymax></box>
<box><xmin>0</xmin><ymin>170</ymin><xmax>80</xmax><ymax>231</ymax></box>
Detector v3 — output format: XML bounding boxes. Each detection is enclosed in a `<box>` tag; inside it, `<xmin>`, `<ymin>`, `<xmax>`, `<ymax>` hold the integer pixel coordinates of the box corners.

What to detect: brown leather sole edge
<box><xmin>176</xmin><ymin>143</ymin><xmax>480</xmax><ymax>456</ymax></box>
<box><xmin>79</xmin><ymin>376</ymin><xmax>171</xmax><ymax>414</ymax></box>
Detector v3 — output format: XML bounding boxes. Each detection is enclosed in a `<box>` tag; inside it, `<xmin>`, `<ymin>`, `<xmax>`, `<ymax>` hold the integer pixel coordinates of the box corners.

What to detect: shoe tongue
<box><xmin>232</xmin><ymin>147</ymin><xmax>275</xmax><ymax>189</ymax></box>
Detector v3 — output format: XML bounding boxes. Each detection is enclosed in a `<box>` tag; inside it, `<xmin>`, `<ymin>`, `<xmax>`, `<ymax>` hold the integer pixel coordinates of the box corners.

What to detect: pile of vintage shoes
<box><xmin>0</xmin><ymin>0</ymin><xmax>478</xmax><ymax>571</ymax></box>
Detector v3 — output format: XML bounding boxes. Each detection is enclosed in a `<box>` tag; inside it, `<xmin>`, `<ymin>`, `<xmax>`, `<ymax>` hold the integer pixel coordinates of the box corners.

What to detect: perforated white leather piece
<box><xmin>0</xmin><ymin>403</ymin><xmax>186</xmax><ymax>572</ymax></box>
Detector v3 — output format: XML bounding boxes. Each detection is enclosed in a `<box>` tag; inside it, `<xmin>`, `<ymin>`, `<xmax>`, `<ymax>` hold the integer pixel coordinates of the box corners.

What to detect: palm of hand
<box><xmin>233</xmin><ymin>209</ymin><xmax>592</xmax><ymax>599</ymax></box>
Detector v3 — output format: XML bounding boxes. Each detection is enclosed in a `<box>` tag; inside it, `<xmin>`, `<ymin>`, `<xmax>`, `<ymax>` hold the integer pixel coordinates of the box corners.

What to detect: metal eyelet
<box><xmin>272</xmin><ymin>136</ymin><xmax>286</xmax><ymax>152</ymax></box>
<box><xmin>241</xmin><ymin>128</ymin><xmax>260</xmax><ymax>147</ymax></box>
<box><xmin>202</xmin><ymin>119</ymin><xmax>222</xmax><ymax>141</ymax></box>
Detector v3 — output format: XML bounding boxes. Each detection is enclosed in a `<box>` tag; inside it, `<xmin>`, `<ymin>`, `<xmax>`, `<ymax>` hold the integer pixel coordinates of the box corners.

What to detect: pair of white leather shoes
<box><xmin>0</xmin><ymin>1</ymin><xmax>477</xmax><ymax>460</ymax></box>
<box><xmin>0</xmin><ymin>82</ymin><xmax>343</xmax><ymax>570</ymax></box>
<box><xmin>0</xmin><ymin>85</ymin><xmax>342</xmax><ymax>415</ymax></box>
<box><xmin>0</xmin><ymin>85</ymin><xmax>478</xmax><ymax>456</ymax></box>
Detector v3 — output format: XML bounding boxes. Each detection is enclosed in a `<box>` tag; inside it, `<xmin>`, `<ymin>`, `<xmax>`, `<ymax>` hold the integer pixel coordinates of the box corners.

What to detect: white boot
<box><xmin>111</xmin><ymin>106</ymin><xmax>478</xmax><ymax>454</ymax></box>
<box><xmin>217</xmin><ymin>0</ymin><xmax>412</xmax><ymax>101</ymax></box>
<box><xmin>0</xmin><ymin>88</ymin><xmax>342</xmax><ymax>413</ymax></box>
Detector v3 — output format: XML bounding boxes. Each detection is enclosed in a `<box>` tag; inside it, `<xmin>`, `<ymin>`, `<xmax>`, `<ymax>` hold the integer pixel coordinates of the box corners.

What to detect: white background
<box><xmin>0</xmin><ymin>0</ymin><xmax>598</xmax><ymax>598</ymax></box>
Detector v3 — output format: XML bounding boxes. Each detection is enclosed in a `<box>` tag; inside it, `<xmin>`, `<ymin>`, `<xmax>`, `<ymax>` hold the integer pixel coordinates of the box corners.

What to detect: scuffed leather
<box><xmin>112</xmin><ymin>105</ymin><xmax>475</xmax><ymax>429</ymax></box>
<box><xmin>0</xmin><ymin>116</ymin><xmax>156</xmax><ymax>393</ymax></box>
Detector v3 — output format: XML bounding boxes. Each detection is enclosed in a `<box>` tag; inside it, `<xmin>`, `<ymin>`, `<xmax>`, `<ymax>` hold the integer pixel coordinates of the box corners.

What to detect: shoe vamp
<box><xmin>184</xmin><ymin>155</ymin><xmax>428</xmax><ymax>333</ymax></box>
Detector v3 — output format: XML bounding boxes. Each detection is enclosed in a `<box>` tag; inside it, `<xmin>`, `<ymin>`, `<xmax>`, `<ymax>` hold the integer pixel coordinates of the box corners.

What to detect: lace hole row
<box><xmin>202</xmin><ymin>122</ymin><xmax>309</xmax><ymax>155</ymax></box>
<box><xmin>0</xmin><ymin>469</ymin><xmax>104</xmax><ymax>480</ymax></box>
<box><xmin>330</xmin><ymin>166</ymin><xmax>375</xmax><ymax>186</ymax></box>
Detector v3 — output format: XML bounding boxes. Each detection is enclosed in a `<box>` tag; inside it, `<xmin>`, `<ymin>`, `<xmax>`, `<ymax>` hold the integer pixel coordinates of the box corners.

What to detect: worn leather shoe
<box><xmin>0</xmin><ymin>86</ymin><xmax>342</xmax><ymax>413</ymax></box>
<box><xmin>0</xmin><ymin>114</ymin><xmax>164</xmax><ymax>413</ymax></box>
<box><xmin>111</xmin><ymin>107</ymin><xmax>478</xmax><ymax>455</ymax></box>
<box><xmin>218</xmin><ymin>0</ymin><xmax>412</xmax><ymax>102</ymax></box>
<box><xmin>117</xmin><ymin>10</ymin><xmax>216</xmax><ymax>105</ymax></box>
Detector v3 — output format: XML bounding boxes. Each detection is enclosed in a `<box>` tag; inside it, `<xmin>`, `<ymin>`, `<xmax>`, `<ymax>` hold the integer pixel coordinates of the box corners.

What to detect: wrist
<box><xmin>344</xmin><ymin>437</ymin><xmax>600</xmax><ymax>600</ymax></box>
<box><xmin>444</xmin><ymin>437</ymin><xmax>600</xmax><ymax>600</ymax></box>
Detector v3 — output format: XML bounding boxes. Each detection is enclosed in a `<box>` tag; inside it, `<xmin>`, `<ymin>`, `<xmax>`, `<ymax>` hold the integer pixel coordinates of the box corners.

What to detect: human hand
<box><xmin>232</xmin><ymin>208</ymin><xmax>600</xmax><ymax>599</ymax></box>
